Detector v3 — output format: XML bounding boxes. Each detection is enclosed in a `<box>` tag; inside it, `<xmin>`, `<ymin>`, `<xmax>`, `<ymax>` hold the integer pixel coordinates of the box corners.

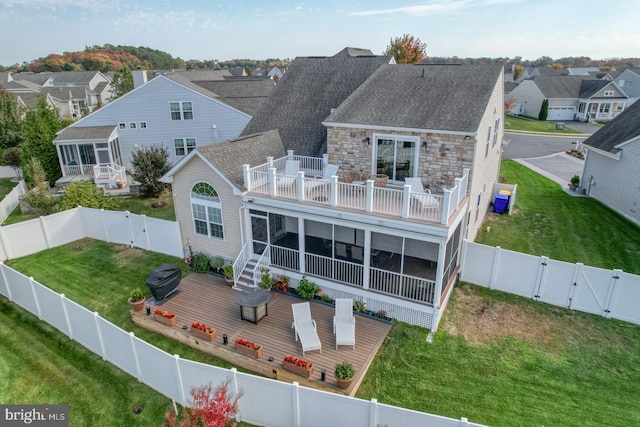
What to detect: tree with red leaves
<box><xmin>384</xmin><ymin>34</ymin><xmax>428</xmax><ymax>64</ymax></box>
<box><xmin>165</xmin><ymin>380</ymin><xmax>242</xmax><ymax>427</ymax></box>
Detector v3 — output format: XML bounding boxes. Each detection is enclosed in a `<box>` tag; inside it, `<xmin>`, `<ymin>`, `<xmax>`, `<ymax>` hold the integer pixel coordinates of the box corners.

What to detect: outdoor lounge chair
<box><xmin>291</xmin><ymin>302</ymin><xmax>322</xmax><ymax>356</ymax></box>
<box><xmin>304</xmin><ymin>164</ymin><xmax>339</xmax><ymax>194</ymax></box>
<box><xmin>277</xmin><ymin>160</ymin><xmax>300</xmax><ymax>190</ymax></box>
<box><xmin>405</xmin><ymin>177</ymin><xmax>439</xmax><ymax>210</ymax></box>
<box><xmin>333</xmin><ymin>298</ymin><xmax>355</xmax><ymax>350</ymax></box>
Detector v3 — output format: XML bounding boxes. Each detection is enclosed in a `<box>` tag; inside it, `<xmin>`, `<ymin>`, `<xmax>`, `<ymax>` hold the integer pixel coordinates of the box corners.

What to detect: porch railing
<box><xmin>232</xmin><ymin>240</ymin><xmax>253</xmax><ymax>283</ymax></box>
<box><xmin>93</xmin><ymin>163</ymin><xmax>126</xmax><ymax>187</ymax></box>
<box><xmin>267</xmin><ymin>245</ymin><xmax>435</xmax><ymax>305</ymax></box>
<box><xmin>63</xmin><ymin>164</ymin><xmax>94</xmax><ymax>176</ymax></box>
<box><xmin>244</xmin><ymin>155</ymin><xmax>469</xmax><ymax>225</ymax></box>
<box><xmin>252</xmin><ymin>245</ymin><xmax>271</xmax><ymax>287</ymax></box>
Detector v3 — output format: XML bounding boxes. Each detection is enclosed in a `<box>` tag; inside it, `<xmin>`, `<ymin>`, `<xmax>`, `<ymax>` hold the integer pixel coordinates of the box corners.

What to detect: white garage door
<box><xmin>547</xmin><ymin>107</ymin><xmax>575</xmax><ymax>120</ymax></box>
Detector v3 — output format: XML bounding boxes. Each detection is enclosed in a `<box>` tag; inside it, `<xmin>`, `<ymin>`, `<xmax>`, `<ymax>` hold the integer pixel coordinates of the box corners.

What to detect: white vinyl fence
<box><xmin>0</xmin><ymin>179</ymin><xmax>26</xmax><ymax>224</ymax></box>
<box><xmin>0</xmin><ymin>264</ymin><xmax>484</xmax><ymax>427</ymax></box>
<box><xmin>461</xmin><ymin>241</ymin><xmax>640</xmax><ymax>325</ymax></box>
<box><xmin>0</xmin><ymin>206</ymin><xmax>183</xmax><ymax>261</ymax></box>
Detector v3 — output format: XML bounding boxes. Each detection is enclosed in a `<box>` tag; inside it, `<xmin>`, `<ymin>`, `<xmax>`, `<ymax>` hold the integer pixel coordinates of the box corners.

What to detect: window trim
<box><xmin>118</xmin><ymin>122</ymin><xmax>126</xmax><ymax>130</ymax></box>
<box><xmin>174</xmin><ymin>137</ymin><xmax>197</xmax><ymax>156</ymax></box>
<box><xmin>190</xmin><ymin>182</ymin><xmax>224</xmax><ymax>240</ymax></box>
<box><xmin>169</xmin><ymin>101</ymin><xmax>194</xmax><ymax>121</ymax></box>
<box><xmin>139</xmin><ymin>121</ymin><xmax>147</xmax><ymax>129</ymax></box>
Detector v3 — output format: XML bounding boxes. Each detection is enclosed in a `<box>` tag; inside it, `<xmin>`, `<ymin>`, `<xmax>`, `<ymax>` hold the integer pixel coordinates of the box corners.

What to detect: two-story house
<box><xmin>161</xmin><ymin>48</ymin><xmax>504</xmax><ymax>331</ymax></box>
<box><xmin>52</xmin><ymin>73</ymin><xmax>273</xmax><ymax>188</ymax></box>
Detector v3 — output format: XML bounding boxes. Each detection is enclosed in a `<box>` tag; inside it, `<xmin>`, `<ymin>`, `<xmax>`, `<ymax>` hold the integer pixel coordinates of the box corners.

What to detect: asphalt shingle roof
<box><xmin>241</xmin><ymin>48</ymin><xmax>392</xmax><ymax>157</ymax></box>
<box><xmin>196</xmin><ymin>129</ymin><xmax>286</xmax><ymax>191</ymax></box>
<box><xmin>582</xmin><ymin>100</ymin><xmax>640</xmax><ymax>154</ymax></box>
<box><xmin>192</xmin><ymin>79</ymin><xmax>275</xmax><ymax>116</ymax></box>
<box><xmin>325</xmin><ymin>64</ymin><xmax>503</xmax><ymax>132</ymax></box>
<box><xmin>54</xmin><ymin>125</ymin><xmax>116</xmax><ymax>143</ymax></box>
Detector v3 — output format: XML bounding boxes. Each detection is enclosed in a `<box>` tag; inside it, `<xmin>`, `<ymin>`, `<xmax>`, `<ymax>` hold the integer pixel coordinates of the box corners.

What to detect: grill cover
<box><xmin>146</xmin><ymin>264</ymin><xmax>181</xmax><ymax>300</ymax></box>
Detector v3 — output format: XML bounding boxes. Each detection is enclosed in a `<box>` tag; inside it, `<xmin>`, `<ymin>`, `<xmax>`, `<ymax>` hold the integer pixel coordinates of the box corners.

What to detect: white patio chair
<box><xmin>291</xmin><ymin>302</ymin><xmax>322</xmax><ymax>356</ymax></box>
<box><xmin>333</xmin><ymin>298</ymin><xmax>355</xmax><ymax>349</ymax></box>
<box><xmin>405</xmin><ymin>177</ymin><xmax>439</xmax><ymax>210</ymax></box>
<box><xmin>304</xmin><ymin>164</ymin><xmax>339</xmax><ymax>192</ymax></box>
<box><xmin>277</xmin><ymin>160</ymin><xmax>300</xmax><ymax>190</ymax></box>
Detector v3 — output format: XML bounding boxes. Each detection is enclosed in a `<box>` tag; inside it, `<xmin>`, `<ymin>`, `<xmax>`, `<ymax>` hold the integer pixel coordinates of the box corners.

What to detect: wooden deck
<box><xmin>132</xmin><ymin>273</ymin><xmax>392</xmax><ymax>396</ymax></box>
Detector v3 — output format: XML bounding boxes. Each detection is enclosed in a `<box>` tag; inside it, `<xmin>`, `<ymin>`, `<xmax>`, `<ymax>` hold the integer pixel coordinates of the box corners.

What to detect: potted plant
<box><xmin>190</xmin><ymin>321</ymin><xmax>216</xmax><ymax>341</ymax></box>
<box><xmin>128</xmin><ymin>287</ymin><xmax>146</xmax><ymax>312</ymax></box>
<box><xmin>273</xmin><ymin>274</ymin><xmax>290</xmax><ymax>293</ymax></box>
<box><xmin>283</xmin><ymin>355</ymin><xmax>313</xmax><ymax>377</ymax></box>
<box><xmin>234</xmin><ymin>338</ymin><xmax>263</xmax><ymax>358</ymax></box>
<box><xmin>209</xmin><ymin>256</ymin><xmax>225</xmax><ymax>275</ymax></box>
<box><xmin>223</xmin><ymin>265</ymin><xmax>234</xmax><ymax>286</ymax></box>
<box><xmin>153</xmin><ymin>308</ymin><xmax>177</xmax><ymax>326</ymax></box>
<box><xmin>569</xmin><ymin>175</ymin><xmax>580</xmax><ymax>190</ymax></box>
<box><xmin>334</xmin><ymin>360</ymin><xmax>355</xmax><ymax>389</ymax></box>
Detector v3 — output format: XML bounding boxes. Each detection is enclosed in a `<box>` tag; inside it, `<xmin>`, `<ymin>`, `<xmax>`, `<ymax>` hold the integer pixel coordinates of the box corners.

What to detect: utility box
<box><xmin>556</xmin><ymin>123</ymin><xmax>565</xmax><ymax>130</ymax></box>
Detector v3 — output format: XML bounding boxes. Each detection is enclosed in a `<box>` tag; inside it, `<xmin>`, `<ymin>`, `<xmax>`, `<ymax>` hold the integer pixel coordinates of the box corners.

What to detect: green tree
<box><xmin>0</xmin><ymin>88</ymin><xmax>23</xmax><ymax>149</ymax></box>
<box><xmin>2</xmin><ymin>147</ymin><xmax>22</xmax><ymax>179</ymax></box>
<box><xmin>21</xmin><ymin>95</ymin><xmax>72</xmax><ymax>187</ymax></box>
<box><xmin>538</xmin><ymin>99</ymin><xmax>549</xmax><ymax>121</ymax></box>
<box><xmin>22</xmin><ymin>157</ymin><xmax>59</xmax><ymax>215</ymax></box>
<box><xmin>110</xmin><ymin>66</ymin><xmax>134</xmax><ymax>100</ymax></box>
<box><xmin>130</xmin><ymin>145</ymin><xmax>172</xmax><ymax>203</ymax></box>
<box><xmin>384</xmin><ymin>34</ymin><xmax>427</xmax><ymax>64</ymax></box>
<box><xmin>59</xmin><ymin>179</ymin><xmax>118</xmax><ymax>210</ymax></box>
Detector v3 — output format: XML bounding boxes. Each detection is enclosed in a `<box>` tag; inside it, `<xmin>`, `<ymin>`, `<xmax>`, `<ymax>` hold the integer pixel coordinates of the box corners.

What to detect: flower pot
<box><xmin>225</xmin><ymin>277</ymin><xmax>234</xmax><ymax>287</ymax></box>
<box><xmin>191</xmin><ymin>327</ymin><xmax>216</xmax><ymax>342</ymax></box>
<box><xmin>128</xmin><ymin>297</ymin><xmax>146</xmax><ymax>312</ymax></box>
<box><xmin>283</xmin><ymin>360</ymin><xmax>313</xmax><ymax>378</ymax></box>
<box><xmin>154</xmin><ymin>312</ymin><xmax>177</xmax><ymax>326</ymax></box>
<box><xmin>235</xmin><ymin>342</ymin><xmax>263</xmax><ymax>358</ymax></box>
<box><xmin>336</xmin><ymin>377</ymin><xmax>353</xmax><ymax>390</ymax></box>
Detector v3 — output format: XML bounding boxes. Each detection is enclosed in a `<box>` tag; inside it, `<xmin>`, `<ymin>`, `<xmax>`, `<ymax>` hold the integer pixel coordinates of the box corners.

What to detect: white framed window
<box><xmin>129</xmin><ymin>122</ymin><xmax>137</xmax><ymax>129</ymax></box>
<box><xmin>118</xmin><ymin>122</ymin><xmax>126</xmax><ymax>129</ymax></box>
<box><xmin>169</xmin><ymin>101</ymin><xmax>194</xmax><ymax>120</ymax></box>
<box><xmin>191</xmin><ymin>182</ymin><xmax>224</xmax><ymax>239</ymax></box>
<box><xmin>139</xmin><ymin>121</ymin><xmax>147</xmax><ymax>129</ymax></box>
<box><xmin>174</xmin><ymin>138</ymin><xmax>196</xmax><ymax>156</ymax></box>
<box><xmin>492</xmin><ymin>118</ymin><xmax>500</xmax><ymax>147</ymax></box>
<box><xmin>599</xmin><ymin>103</ymin><xmax>611</xmax><ymax>113</ymax></box>
<box><xmin>604</xmin><ymin>90</ymin><xmax>614</xmax><ymax>97</ymax></box>
<box><xmin>485</xmin><ymin>126</ymin><xmax>491</xmax><ymax>158</ymax></box>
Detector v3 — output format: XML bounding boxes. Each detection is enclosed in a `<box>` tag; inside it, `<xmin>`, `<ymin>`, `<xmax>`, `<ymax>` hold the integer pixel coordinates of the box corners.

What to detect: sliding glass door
<box><xmin>375</xmin><ymin>135</ymin><xmax>418</xmax><ymax>183</ymax></box>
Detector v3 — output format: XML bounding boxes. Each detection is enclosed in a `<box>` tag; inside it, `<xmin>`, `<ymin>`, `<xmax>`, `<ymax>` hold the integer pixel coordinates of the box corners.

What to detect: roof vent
<box><xmin>421</xmin><ymin>69</ymin><xmax>425</xmax><ymax>78</ymax></box>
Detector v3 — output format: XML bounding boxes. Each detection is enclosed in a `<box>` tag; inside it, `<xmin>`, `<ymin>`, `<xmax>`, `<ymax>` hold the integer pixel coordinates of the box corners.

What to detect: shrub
<box><xmin>129</xmin><ymin>287</ymin><xmax>145</xmax><ymax>302</ymax></box>
<box><xmin>335</xmin><ymin>360</ymin><xmax>355</xmax><ymax>380</ymax></box>
<box><xmin>165</xmin><ymin>380</ymin><xmax>241</xmax><ymax>427</ymax></box>
<box><xmin>295</xmin><ymin>276</ymin><xmax>319</xmax><ymax>299</ymax></box>
<box><xmin>191</xmin><ymin>252</ymin><xmax>211</xmax><ymax>273</ymax></box>
<box><xmin>570</xmin><ymin>175</ymin><xmax>580</xmax><ymax>186</ymax></box>
<box><xmin>59</xmin><ymin>179</ymin><xmax>118</xmax><ymax>210</ymax></box>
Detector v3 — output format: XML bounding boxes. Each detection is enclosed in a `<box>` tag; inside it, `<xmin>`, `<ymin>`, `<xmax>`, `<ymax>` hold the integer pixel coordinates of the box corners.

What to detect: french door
<box><xmin>375</xmin><ymin>136</ymin><xmax>418</xmax><ymax>183</ymax></box>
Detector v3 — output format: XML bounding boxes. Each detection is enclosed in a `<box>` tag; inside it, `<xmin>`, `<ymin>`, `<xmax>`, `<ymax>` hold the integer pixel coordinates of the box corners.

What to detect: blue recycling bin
<box><xmin>494</xmin><ymin>193</ymin><xmax>509</xmax><ymax>214</ymax></box>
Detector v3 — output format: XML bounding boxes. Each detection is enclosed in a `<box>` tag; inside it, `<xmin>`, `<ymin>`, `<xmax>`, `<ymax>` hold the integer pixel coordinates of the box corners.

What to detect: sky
<box><xmin>2</xmin><ymin>0</ymin><xmax>640</xmax><ymax>66</ymax></box>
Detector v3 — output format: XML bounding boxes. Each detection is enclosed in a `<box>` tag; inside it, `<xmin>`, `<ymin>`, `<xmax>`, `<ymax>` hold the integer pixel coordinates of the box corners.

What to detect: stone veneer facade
<box><xmin>326</xmin><ymin>127</ymin><xmax>475</xmax><ymax>192</ymax></box>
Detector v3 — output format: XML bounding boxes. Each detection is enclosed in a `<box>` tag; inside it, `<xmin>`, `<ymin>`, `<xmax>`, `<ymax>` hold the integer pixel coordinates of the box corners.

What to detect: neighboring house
<box><xmin>613</xmin><ymin>68</ymin><xmax>640</xmax><ymax>105</ymax></box>
<box><xmin>509</xmin><ymin>75</ymin><xmax>627</xmax><ymax>121</ymax></box>
<box><xmin>52</xmin><ymin>74</ymin><xmax>252</xmax><ymax>188</ymax></box>
<box><xmin>267</xmin><ymin>66</ymin><xmax>286</xmax><ymax>80</ymax></box>
<box><xmin>11</xmin><ymin>71</ymin><xmax>114</xmax><ymax>118</ymax></box>
<box><xmin>162</xmin><ymin>48</ymin><xmax>504</xmax><ymax>331</ymax></box>
<box><xmin>0</xmin><ymin>72</ymin><xmax>55</xmax><ymax>110</ymax></box>
<box><xmin>581</xmin><ymin>100</ymin><xmax>640</xmax><ymax>226</ymax></box>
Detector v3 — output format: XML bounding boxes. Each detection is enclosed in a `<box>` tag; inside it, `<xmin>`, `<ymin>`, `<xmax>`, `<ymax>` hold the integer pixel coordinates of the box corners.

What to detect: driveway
<box><xmin>502</xmin><ymin>121</ymin><xmax>597</xmax><ymax>191</ymax></box>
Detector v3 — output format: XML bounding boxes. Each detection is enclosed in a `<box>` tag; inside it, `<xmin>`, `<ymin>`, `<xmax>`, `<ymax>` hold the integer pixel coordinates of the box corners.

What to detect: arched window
<box><xmin>191</xmin><ymin>182</ymin><xmax>224</xmax><ymax>239</ymax></box>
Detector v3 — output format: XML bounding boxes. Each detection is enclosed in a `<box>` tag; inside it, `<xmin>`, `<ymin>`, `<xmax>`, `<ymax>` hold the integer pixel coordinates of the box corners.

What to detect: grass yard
<box><xmin>475</xmin><ymin>160</ymin><xmax>640</xmax><ymax>274</ymax></box>
<box><xmin>2</xmin><ymin>240</ymin><xmax>249</xmax><ymax>426</ymax></box>
<box><xmin>357</xmin><ymin>283</ymin><xmax>640</xmax><ymax>427</ymax></box>
<box><xmin>504</xmin><ymin>114</ymin><xmax>580</xmax><ymax>134</ymax></box>
<box><xmin>0</xmin><ymin>177</ymin><xmax>18</xmax><ymax>198</ymax></box>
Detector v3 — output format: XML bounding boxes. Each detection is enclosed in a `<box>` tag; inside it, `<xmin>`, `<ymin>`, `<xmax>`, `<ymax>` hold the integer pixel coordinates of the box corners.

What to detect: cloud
<box><xmin>350</xmin><ymin>0</ymin><xmax>518</xmax><ymax>17</ymax></box>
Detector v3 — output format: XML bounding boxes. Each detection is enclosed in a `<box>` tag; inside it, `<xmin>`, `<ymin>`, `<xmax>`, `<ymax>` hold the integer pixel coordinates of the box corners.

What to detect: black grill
<box><xmin>146</xmin><ymin>264</ymin><xmax>181</xmax><ymax>300</ymax></box>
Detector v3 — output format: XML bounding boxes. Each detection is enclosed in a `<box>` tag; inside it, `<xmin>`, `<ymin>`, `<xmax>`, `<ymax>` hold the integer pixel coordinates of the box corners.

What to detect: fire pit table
<box><xmin>235</xmin><ymin>288</ymin><xmax>272</xmax><ymax>324</ymax></box>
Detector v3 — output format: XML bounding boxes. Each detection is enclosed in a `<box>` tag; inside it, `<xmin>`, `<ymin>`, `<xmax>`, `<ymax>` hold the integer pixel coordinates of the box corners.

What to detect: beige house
<box><xmin>162</xmin><ymin>50</ymin><xmax>504</xmax><ymax>331</ymax></box>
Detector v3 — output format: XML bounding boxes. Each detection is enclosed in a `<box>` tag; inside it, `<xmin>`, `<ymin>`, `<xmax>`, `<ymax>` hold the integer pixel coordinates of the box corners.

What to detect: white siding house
<box><xmin>582</xmin><ymin>100</ymin><xmax>640</xmax><ymax>226</ymax></box>
<box><xmin>53</xmin><ymin>75</ymin><xmax>251</xmax><ymax>187</ymax></box>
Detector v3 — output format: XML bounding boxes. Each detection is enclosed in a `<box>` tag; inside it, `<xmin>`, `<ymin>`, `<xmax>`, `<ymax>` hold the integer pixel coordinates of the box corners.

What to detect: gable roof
<box><xmin>53</xmin><ymin>125</ymin><xmax>117</xmax><ymax>143</ymax></box>
<box><xmin>324</xmin><ymin>64</ymin><xmax>502</xmax><ymax>133</ymax></box>
<box><xmin>241</xmin><ymin>48</ymin><xmax>392</xmax><ymax>157</ymax></box>
<box><xmin>43</xmin><ymin>86</ymin><xmax>88</xmax><ymax>101</ymax></box>
<box><xmin>582</xmin><ymin>100</ymin><xmax>640</xmax><ymax>154</ymax></box>
<box><xmin>528</xmin><ymin>75</ymin><xmax>591</xmax><ymax>98</ymax></box>
<box><xmin>163</xmin><ymin>130</ymin><xmax>286</xmax><ymax>192</ymax></box>
<box><xmin>191</xmin><ymin>78</ymin><xmax>275</xmax><ymax>116</ymax></box>
<box><xmin>578</xmin><ymin>80</ymin><xmax>626</xmax><ymax>99</ymax></box>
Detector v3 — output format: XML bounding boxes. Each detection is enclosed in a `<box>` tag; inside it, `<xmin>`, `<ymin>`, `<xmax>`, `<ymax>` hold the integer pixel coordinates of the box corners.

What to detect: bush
<box><xmin>295</xmin><ymin>276</ymin><xmax>319</xmax><ymax>299</ymax></box>
<box><xmin>334</xmin><ymin>360</ymin><xmax>355</xmax><ymax>380</ymax></box>
<box><xmin>59</xmin><ymin>180</ymin><xmax>118</xmax><ymax>210</ymax></box>
<box><xmin>538</xmin><ymin>99</ymin><xmax>549</xmax><ymax>121</ymax></box>
<box><xmin>130</xmin><ymin>145</ymin><xmax>171</xmax><ymax>199</ymax></box>
<box><xmin>191</xmin><ymin>253</ymin><xmax>210</xmax><ymax>273</ymax></box>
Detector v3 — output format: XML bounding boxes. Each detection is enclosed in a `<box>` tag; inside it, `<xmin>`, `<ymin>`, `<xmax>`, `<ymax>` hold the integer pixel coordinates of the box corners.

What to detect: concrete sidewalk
<box><xmin>515</xmin><ymin>152</ymin><xmax>586</xmax><ymax>196</ymax></box>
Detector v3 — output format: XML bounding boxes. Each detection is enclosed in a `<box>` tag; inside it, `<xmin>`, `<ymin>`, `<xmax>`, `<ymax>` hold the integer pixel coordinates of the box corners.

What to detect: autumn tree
<box><xmin>504</xmin><ymin>97</ymin><xmax>517</xmax><ymax>115</ymax></box>
<box><xmin>513</xmin><ymin>65</ymin><xmax>525</xmax><ymax>81</ymax></box>
<box><xmin>384</xmin><ymin>34</ymin><xmax>427</xmax><ymax>64</ymax></box>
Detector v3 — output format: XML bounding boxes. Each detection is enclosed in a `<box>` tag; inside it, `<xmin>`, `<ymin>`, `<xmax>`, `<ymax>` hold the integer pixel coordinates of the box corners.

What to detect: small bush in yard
<box><xmin>165</xmin><ymin>380</ymin><xmax>242</xmax><ymax>427</ymax></box>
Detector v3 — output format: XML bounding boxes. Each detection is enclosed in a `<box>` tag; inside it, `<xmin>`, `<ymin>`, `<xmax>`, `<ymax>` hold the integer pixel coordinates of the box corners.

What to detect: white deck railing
<box><xmin>93</xmin><ymin>163</ymin><xmax>126</xmax><ymax>187</ymax></box>
<box><xmin>244</xmin><ymin>154</ymin><xmax>469</xmax><ymax>225</ymax></box>
<box><xmin>63</xmin><ymin>164</ymin><xmax>94</xmax><ymax>176</ymax></box>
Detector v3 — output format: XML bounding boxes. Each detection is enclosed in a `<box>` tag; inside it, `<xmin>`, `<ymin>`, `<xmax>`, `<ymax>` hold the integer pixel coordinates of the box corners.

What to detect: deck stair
<box><xmin>233</xmin><ymin>257</ymin><xmax>259</xmax><ymax>290</ymax></box>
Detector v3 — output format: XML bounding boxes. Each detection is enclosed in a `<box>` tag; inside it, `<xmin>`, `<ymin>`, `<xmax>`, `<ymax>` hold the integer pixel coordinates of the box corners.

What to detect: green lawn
<box><xmin>0</xmin><ymin>177</ymin><xmax>18</xmax><ymax>198</ymax></box>
<box><xmin>3</xmin><ymin>191</ymin><xmax>175</xmax><ymax>226</ymax></box>
<box><xmin>475</xmin><ymin>160</ymin><xmax>640</xmax><ymax>274</ymax></box>
<box><xmin>504</xmin><ymin>114</ymin><xmax>581</xmax><ymax>134</ymax></box>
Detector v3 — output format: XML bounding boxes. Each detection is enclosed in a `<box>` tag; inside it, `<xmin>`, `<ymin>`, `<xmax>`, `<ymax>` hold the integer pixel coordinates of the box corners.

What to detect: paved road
<box><xmin>502</xmin><ymin>133</ymin><xmax>588</xmax><ymax>160</ymax></box>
